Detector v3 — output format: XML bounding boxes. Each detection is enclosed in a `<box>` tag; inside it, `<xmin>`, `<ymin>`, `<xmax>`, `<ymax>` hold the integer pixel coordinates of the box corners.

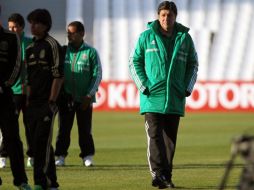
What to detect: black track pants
<box><xmin>144</xmin><ymin>113</ymin><xmax>180</xmax><ymax>180</ymax></box>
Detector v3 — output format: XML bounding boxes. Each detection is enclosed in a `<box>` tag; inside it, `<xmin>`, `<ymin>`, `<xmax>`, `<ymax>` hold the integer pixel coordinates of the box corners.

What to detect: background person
<box><xmin>54</xmin><ymin>21</ymin><xmax>102</xmax><ymax>167</ymax></box>
<box><xmin>25</xmin><ymin>8</ymin><xmax>64</xmax><ymax>190</ymax></box>
<box><xmin>0</xmin><ymin>10</ymin><xmax>31</xmax><ymax>190</ymax></box>
<box><xmin>0</xmin><ymin>13</ymin><xmax>33</xmax><ymax>169</ymax></box>
<box><xmin>129</xmin><ymin>1</ymin><xmax>198</xmax><ymax>189</ymax></box>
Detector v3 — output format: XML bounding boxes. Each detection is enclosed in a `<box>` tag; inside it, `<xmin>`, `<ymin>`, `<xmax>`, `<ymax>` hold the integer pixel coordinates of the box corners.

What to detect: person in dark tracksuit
<box><xmin>129</xmin><ymin>1</ymin><xmax>198</xmax><ymax>189</ymax></box>
<box><xmin>25</xmin><ymin>9</ymin><xmax>64</xmax><ymax>190</ymax></box>
<box><xmin>54</xmin><ymin>21</ymin><xmax>102</xmax><ymax>167</ymax></box>
<box><xmin>0</xmin><ymin>16</ymin><xmax>31</xmax><ymax>190</ymax></box>
<box><xmin>0</xmin><ymin>13</ymin><xmax>33</xmax><ymax>168</ymax></box>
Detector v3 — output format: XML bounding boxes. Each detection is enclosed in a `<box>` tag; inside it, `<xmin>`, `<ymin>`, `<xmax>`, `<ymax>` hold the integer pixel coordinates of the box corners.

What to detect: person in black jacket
<box><xmin>25</xmin><ymin>9</ymin><xmax>64</xmax><ymax>190</ymax></box>
<box><xmin>0</xmin><ymin>15</ymin><xmax>31</xmax><ymax>190</ymax></box>
<box><xmin>0</xmin><ymin>12</ymin><xmax>34</xmax><ymax>169</ymax></box>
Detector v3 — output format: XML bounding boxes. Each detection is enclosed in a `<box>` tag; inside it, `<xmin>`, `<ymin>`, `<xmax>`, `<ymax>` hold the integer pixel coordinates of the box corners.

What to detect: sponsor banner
<box><xmin>94</xmin><ymin>81</ymin><xmax>139</xmax><ymax>111</ymax></box>
<box><xmin>94</xmin><ymin>81</ymin><xmax>254</xmax><ymax>111</ymax></box>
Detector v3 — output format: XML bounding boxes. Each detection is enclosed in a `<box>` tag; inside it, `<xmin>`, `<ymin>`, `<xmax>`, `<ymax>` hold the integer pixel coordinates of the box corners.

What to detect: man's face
<box><xmin>67</xmin><ymin>25</ymin><xmax>83</xmax><ymax>46</ymax></box>
<box><xmin>8</xmin><ymin>21</ymin><xmax>23</xmax><ymax>36</ymax></box>
<box><xmin>158</xmin><ymin>9</ymin><xmax>176</xmax><ymax>31</ymax></box>
<box><xmin>29</xmin><ymin>21</ymin><xmax>47</xmax><ymax>38</ymax></box>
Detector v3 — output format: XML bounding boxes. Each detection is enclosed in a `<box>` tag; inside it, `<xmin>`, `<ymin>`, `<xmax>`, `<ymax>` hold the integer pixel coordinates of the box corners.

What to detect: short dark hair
<box><xmin>27</xmin><ymin>9</ymin><xmax>52</xmax><ymax>32</ymax></box>
<box><xmin>68</xmin><ymin>21</ymin><xmax>85</xmax><ymax>34</ymax></box>
<box><xmin>157</xmin><ymin>1</ymin><xmax>177</xmax><ymax>16</ymax></box>
<box><xmin>8</xmin><ymin>13</ymin><xmax>25</xmax><ymax>29</ymax></box>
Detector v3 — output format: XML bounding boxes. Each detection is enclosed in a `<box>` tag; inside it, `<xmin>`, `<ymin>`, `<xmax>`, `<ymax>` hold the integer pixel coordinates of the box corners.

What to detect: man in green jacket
<box><xmin>0</xmin><ymin>13</ymin><xmax>33</xmax><ymax>169</ymax></box>
<box><xmin>55</xmin><ymin>21</ymin><xmax>102</xmax><ymax>167</ymax></box>
<box><xmin>129</xmin><ymin>1</ymin><xmax>198</xmax><ymax>189</ymax></box>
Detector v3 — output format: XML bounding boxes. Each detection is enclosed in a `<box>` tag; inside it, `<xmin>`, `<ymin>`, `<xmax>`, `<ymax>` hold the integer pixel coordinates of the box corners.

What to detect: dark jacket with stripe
<box><xmin>26</xmin><ymin>34</ymin><xmax>64</xmax><ymax>105</ymax></box>
<box><xmin>0</xmin><ymin>27</ymin><xmax>21</xmax><ymax>89</ymax></box>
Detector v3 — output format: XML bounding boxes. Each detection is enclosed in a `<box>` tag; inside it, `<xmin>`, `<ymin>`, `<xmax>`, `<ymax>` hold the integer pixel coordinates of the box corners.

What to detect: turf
<box><xmin>1</xmin><ymin>112</ymin><xmax>253</xmax><ymax>190</ymax></box>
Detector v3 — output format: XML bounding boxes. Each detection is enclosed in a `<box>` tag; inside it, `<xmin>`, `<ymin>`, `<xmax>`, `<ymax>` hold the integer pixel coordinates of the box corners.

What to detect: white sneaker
<box><xmin>83</xmin><ymin>155</ymin><xmax>93</xmax><ymax>167</ymax></box>
<box><xmin>55</xmin><ymin>156</ymin><xmax>65</xmax><ymax>166</ymax></box>
<box><xmin>27</xmin><ymin>157</ymin><xmax>34</xmax><ymax>167</ymax></box>
<box><xmin>0</xmin><ymin>157</ymin><xmax>6</xmax><ymax>168</ymax></box>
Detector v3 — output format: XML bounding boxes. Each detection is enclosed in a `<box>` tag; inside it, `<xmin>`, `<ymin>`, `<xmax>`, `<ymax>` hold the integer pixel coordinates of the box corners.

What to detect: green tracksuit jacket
<box><xmin>11</xmin><ymin>32</ymin><xmax>32</xmax><ymax>94</ymax></box>
<box><xmin>129</xmin><ymin>20</ymin><xmax>198</xmax><ymax>116</ymax></box>
<box><xmin>64</xmin><ymin>42</ymin><xmax>102</xmax><ymax>103</ymax></box>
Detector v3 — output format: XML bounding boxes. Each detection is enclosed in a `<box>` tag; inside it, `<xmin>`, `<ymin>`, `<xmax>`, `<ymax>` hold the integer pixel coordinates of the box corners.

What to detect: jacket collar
<box><xmin>148</xmin><ymin>20</ymin><xmax>189</xmax><ymax>36</ymax></box>
<box><xmin>68</xmin><ymin>41</ymin><xmax>86</xmax><ymax>52</ymax></box>
<box><xmin>33</xmin><ymin>33</ymin><xmax>48</xmax><ymax>42</ymax></box>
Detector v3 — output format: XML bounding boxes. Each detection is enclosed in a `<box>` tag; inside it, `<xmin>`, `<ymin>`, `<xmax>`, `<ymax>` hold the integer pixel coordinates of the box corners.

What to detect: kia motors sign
<box><xmin>94</xmin><ymin>81</ymin><xmax>254</xmax><ymax>112</ymax></box>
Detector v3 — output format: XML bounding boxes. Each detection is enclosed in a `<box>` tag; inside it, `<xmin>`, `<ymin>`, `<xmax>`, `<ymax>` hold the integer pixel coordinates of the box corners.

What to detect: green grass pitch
<box><xmin>1</xmin><ymin>111</ymin><xmax>253</xmax><ymax>190</ymax></box>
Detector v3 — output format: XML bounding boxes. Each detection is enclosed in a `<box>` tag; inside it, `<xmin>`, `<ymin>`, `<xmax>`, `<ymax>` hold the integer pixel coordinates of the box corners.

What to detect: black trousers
<box><xmin>55</xmin><ymin>96</ymin><xmax>95</xmax><ymax>158</ymax></box>
<box><xmin>144</xmin><ymin>113</ymin><xmax>180</xmax><ymax>180</ymax></box>
<box><xmin>0</xmin><ymin>94</ymin><xmax>33</xmax><ymax>157</ymax></box>
<box><xmin>26</xmin><ymin>103</ymin><xmax>58</xmax><ymax>189</ymax></box>
<box><xmin>0</xmin><ymin>88</ymin><xmax>28</xmax><ymax>186</ymax></box>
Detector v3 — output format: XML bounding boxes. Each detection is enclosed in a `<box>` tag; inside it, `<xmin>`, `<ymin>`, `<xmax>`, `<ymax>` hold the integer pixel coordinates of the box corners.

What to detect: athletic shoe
<box><xmin>167</xmin><ymin>181</ymin><xmax>175</xmax><ymax>188</ymax></box>
<box><xmin>34</xmin><ymin>185</ymin><xmax>44</xmax><ymax>190</ymax></box>
<box><xmin>18</xmin><ymin>183</ymin><xmax>32</xmax><ymax>190</ymax></box>
<box><xmin>55</xmin><ymin>156</ymin><xmax>65</xmax><ymax>166</ymax></box>
<box><xmin>83</xmin><ymin>155</ymin><xmax>93</xmax><ymax>167</ymax></box>
<box><xmin>27</xmin><ymin>157</ymin><xmax>34</xmax><ymax>167</ymax></box>
<box><xmin>152</xmin><ymin>175</ymin><xmax>175</xmax><ymax>189</ymax></box>
<box><xmin>0</xmin><ymin>157</ymin><xmax>6</xmax><ymax>168</ymax></box>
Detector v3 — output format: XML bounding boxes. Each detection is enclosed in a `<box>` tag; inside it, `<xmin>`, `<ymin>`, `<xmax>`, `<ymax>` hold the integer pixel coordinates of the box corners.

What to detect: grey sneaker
<box><xmin>55</xmin><ymin>156</ymin><xmax>65</xmax><ymax>166</ymax></box>
<box><xmin>83</xmin><ymin>155</ymin><xmax>93</xmax><ymax>167</ymax></box>
<box><xmin>27</xmin><ymin>157</ymin><xmax>34</xmax><ymax>167</ymax></box>
<box><xmin>0</xmin><ymin>157</ymin><xmax>6</xmax><ymax>168</ymax></box>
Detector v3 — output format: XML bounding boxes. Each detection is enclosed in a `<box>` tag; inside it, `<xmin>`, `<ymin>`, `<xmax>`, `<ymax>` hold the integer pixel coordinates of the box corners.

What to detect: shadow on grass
<box><xmin>59</xmin><ymin>163</ymin><xmax>243</xmax><ymax>170</ymax></box>
<box><xmin>57</xmin><ymin>164</ymin><xmax>148</xmax><ymax>171</ymax></box>
<box><xmin>175</xmin><ymin>163</ymin><xmax>243</xmax><ymax>169</ymax></box>
<box><xmin>173</xmin><ymin>185</ymin><xmax>236</xmax><ymax>189</ymax></box>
